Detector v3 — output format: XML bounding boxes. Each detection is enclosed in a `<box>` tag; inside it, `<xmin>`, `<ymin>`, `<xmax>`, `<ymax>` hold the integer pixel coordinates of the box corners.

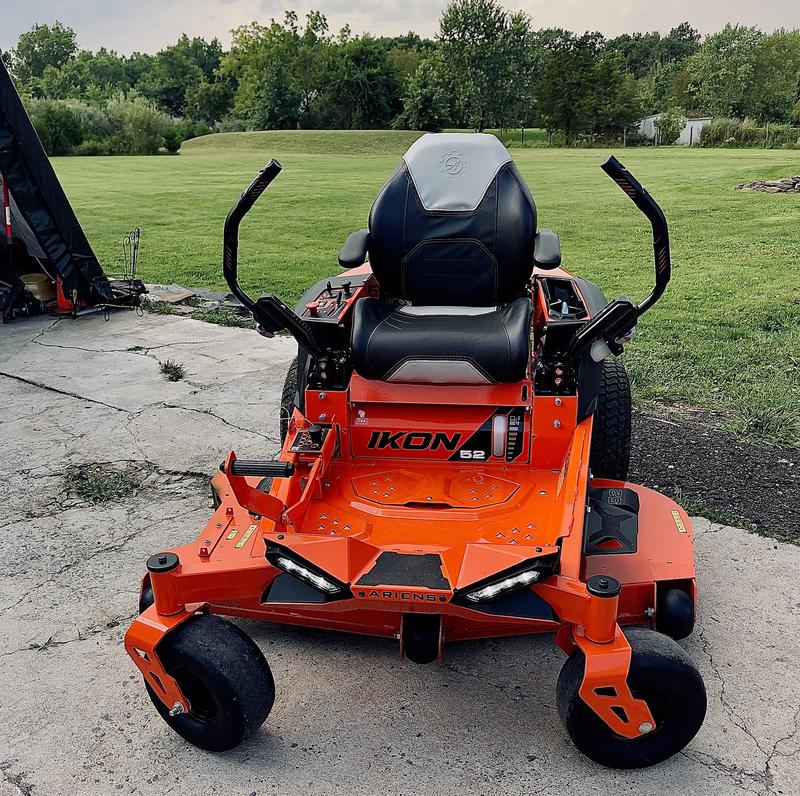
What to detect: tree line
<box><xmin>3</xmin><ymin>0</ymin><xmax>800</xmax><ymax>155</ymax></box>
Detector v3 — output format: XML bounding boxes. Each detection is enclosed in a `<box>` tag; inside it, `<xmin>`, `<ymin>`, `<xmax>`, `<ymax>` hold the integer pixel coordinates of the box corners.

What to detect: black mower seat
<box><xmin>349</xmin><ymin>133</ymin><xmax>537</xmax><ymax>385</ymax></box>
<box><xmin>351</xmin><ymin>298</ymin><xmax>532</xmax><ymax>383</ymax></box>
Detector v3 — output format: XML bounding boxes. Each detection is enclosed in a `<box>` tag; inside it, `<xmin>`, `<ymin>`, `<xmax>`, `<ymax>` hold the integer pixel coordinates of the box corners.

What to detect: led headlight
<box><xmin>463</xmin><ymin>569</ymin><xmax>540</xmax><ymax>602</ymax></box>
<box><xmin>457</xmin><ymin>554</ymin><xmax>557</xmax><ymax>605</ymax></box>
<box><xmin>274</xmin><ymin>555</ymin><xmax>342</xmax><ymax>594</ymax></box>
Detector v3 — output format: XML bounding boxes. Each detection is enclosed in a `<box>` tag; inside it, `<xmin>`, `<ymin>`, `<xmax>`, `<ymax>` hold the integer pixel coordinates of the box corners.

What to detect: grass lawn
<box><xmin>50</xmin><ymin>131</ymin><xmax>800</xmax><ymax>446</ymax></box>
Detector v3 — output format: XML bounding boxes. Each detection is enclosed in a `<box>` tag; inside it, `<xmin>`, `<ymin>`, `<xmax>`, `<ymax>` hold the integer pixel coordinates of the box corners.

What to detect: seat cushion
<box><xmin>350</xmin><ymin>297</ymin><xmax>532</xmax><ymax>384</ymax></box>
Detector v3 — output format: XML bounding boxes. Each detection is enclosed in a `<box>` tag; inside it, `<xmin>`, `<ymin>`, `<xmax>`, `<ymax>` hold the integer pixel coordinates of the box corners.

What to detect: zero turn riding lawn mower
<box><xmin>125</xmin><ymin>134</ymin><xmax>706</xmax><ymax>768</ymax></box>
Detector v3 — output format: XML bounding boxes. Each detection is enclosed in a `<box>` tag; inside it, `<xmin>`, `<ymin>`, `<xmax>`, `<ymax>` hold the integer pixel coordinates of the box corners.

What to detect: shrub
<box><xmin>623</xmin><ymin>130</ymin><xmax>653</xmax><ymax>147</ymax></box>
<box><xmin>215</xmin><ymin>116</ymin><xmax>249</xmax><ymax>133</ymax></box>
<box><xmin>74</xmin><ymin>138</ymin><xmax>116</xmax><ymax>156</ymax></box>
<box><xmin>105</xmin><ymin>93</ymin><xmax>171</xmax><ymax>154</ymax></box>
<box><xmin>700</xmin><ymin>117</ymin><xmax>800</xmax><ymax>148</ymax></box>
<box><xmin>27</xmin><ymin>99</ymin><xmax>83</xmax><ymax>155</ymax></box>
<box><xmin>654</xmin><ymin>108</ymin><xmax>685</xmax><ymax>145</ymax></box>
<box><xmin>64</xmin><ymin>100</ymin><xmax>113</xmax><ymax>140</ymax></box>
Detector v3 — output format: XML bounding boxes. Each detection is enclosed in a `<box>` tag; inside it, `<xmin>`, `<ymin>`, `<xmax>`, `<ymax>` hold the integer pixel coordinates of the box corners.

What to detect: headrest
<box><xmin>401</xmin><ymin>133</ymin><xmax>513</xmax><ymax>212</ymax></box>
<box><xmin>368</xmin><ymin>133</ymin><xmax>537</xmax><ymax>306</ymax></box>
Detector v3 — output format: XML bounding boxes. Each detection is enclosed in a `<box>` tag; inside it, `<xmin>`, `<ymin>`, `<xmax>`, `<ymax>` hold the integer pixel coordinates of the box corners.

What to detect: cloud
<box><xmin>2</xmin><ymin>0</ymin><xmax>799</xmax><ymax>53</ymax></box>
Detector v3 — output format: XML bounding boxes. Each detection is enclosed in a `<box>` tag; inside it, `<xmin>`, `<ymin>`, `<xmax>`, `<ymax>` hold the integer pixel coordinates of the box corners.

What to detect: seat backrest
<box><xmin>368</xmin><ymin>133</ymin><xmax>537</xmax><ymax>306</ymax></box>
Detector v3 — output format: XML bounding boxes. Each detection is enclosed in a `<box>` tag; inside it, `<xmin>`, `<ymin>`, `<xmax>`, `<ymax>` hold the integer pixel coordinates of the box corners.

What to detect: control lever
<box><xmin>566</xmin><ymin>156</ymin><xmax>671</xmax><ymax>363</ymax></box>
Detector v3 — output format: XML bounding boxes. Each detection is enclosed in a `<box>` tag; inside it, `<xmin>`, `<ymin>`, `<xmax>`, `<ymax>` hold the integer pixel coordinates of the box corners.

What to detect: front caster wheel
<box><xmin>556</xmin><ymin>628</ymin><xmax>706</xmax><ymax>768</ymax></box>
<box><xmin>145</xmin><ymin>614</ymin><xmax>275</xmax><ymax>751</ymax></box>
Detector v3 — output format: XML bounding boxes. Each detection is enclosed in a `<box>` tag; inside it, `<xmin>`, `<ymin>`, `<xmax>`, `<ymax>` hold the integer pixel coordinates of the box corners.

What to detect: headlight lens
<box><xmin>275</xmin><ymin>555</ymin><xmax>342</xmax><ymax>594</ymax></box>
<box><xmin>463</xmin><ymin>569</ymin><xmax>541</xmax><ymax>602</ymax></box>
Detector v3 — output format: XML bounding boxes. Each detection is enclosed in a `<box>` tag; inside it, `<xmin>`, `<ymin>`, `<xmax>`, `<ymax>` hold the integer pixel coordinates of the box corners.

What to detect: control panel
<box><xmin>302</xmin><ymin>280</ymin><xmax>355</xmax><ymax>320</ymax></box>
<box><xmin>290</xmin><ymin>424</ymin><xmax>330</xmax><ymax>453</ymax></box>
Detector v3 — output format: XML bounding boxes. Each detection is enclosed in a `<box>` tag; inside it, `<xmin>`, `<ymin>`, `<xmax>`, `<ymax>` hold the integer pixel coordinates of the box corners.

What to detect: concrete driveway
<box><xmin>1</xmin><ymin>312</ymin><xmax>798</xmax><ymax>796</ymax></box>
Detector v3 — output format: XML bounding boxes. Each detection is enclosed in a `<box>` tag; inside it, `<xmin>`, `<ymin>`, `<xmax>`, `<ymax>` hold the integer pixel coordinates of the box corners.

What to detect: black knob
<box><xmin>342</xmin><ymin>281</ymin><xmax>352</xmax><ymax>297</ymax></box>
<box><xmin>308</xmin><ymin>425</ymin><xmax>325</xmax><ymax>447</ymax></box>
<box><xmin>324</xmin><ymin>281</ymin><xmax>333</xmax><ymax>297</ymax></box>
<box><xmin>586</xmin><ymin>574</ymin><xmax>620</xmax><ymax>598</ymax></box>
<box><xmin>147</xmin><ymin>551</ymin><xmax>180</xmax><ymax>573</ymax></box>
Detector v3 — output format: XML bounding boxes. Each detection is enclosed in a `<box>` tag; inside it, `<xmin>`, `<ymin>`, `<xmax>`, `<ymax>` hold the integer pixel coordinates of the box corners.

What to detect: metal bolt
<box><xmin>319</xmin><ymin>413</ymin><xmax>328</xmax><ymax>421</ymax></box>
<box><xmin>168</xmin><ymin>701</ymin><xmax>185</xmax><ymax>717</ymax></box>
<box><xmin>645</xmin><ymin>607</ymin><xmax>655</xmax><ymax>618</ymax></box>
<box><xmin>158</xmin><ymin>555</ymin><xmax>167</xmax><ymax>565</ymax></box>
<box><xmin>555</xmin><ymin>398</ymin><xmax>562</xmax><ymax>406</ymax></box>
<box><xmin>638</xmin><ymin>721</ymin><xmax>654</xmax><ymax>735</ymax></box>
<box><xmin>318</xmin><ymin>392</ymin><xmax>327</xmax><ymax>400</ymax></box>
<box><xmin>203</xmin><ymin>539</ymin><xmax>211</xmax><ymax>545</ymax></box>
<box><xmin>553</xmin><ymin>420</ymin><xmax>561</xmax><ymax>429</ymax></box>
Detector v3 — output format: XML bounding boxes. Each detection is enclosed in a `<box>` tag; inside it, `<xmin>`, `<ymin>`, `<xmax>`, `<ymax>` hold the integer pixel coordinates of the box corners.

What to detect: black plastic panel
<box><xmin>356</xmin><ymin>552</ymin><xmax>449</xmax><ymax>589</ymax></box>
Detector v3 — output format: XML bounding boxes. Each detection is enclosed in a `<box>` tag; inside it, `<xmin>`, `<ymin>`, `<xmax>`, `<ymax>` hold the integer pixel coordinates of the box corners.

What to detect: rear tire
<box><xmin>589</xmin><ymin>358</ymin><xmax>632</xmax><ymax>480</ymax></box>
<box><xmin>279</xmin><ymin>357</ymin><xmax>298</xmax><ymax>443</ymax></box>
<box><xmin>556</xmin><ymin>627</ymin><xmax>706</xmax><ymax>768</ymax></box>
<box><xmin>145</xmin><ymin>614</ymin><xmax>275</xmax><ymax>752</ymax></box>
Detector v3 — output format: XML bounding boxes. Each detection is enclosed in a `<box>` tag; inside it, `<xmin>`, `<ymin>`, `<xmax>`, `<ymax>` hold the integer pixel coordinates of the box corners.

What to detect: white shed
<box><xmin>678</xmin><ymin>116</ymin><xmax>712</xmax><ymax>145</ymax></box>
<box><xmin>636</xmin><ymin>113</ymin><xmax>712</xmax><ymax>146</ymax></box>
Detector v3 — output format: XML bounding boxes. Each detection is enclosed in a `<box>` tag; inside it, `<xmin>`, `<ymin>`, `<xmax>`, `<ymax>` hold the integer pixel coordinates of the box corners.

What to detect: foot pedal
<box><xmin>584</xmin><ymin>487</ymin><xmax>639</xmax><ymax>555</ymax></box>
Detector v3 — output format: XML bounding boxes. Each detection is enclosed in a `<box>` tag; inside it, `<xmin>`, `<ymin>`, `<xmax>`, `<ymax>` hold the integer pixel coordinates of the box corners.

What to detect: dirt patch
<box><xmin>630</xmin><ymin>408</ymin><xmax>799</xmax><ymax>543</ymax></box>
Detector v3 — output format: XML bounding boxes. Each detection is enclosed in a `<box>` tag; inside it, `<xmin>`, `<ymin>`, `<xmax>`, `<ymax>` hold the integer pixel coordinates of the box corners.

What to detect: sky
<box><xmin>2</xmin><ymin>0</ymin><xmax>800</xmax><ymax>54</ymax></box>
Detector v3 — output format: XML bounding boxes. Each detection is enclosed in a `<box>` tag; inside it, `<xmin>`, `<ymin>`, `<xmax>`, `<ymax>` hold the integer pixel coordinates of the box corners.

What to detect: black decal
<box><xmin>431</xmin><ymin>432</ymin><xmax>461</xmax><ymax>451</ymax></box>
<box><xmin>403</xmin><ymin>432</ymin><xmax>433</xmax><ymax>450</ymax></box>
<box><xmin>373</xmin><ymin>431</ymin><xmax>403</xmax><ymax>449</ymax></box>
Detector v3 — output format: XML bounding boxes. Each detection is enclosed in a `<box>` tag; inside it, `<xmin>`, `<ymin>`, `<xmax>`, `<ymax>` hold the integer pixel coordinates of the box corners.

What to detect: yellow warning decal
<box><xmin>235</xmin><ymin>524</ymin><xmax>258</xmax><ymax>549</ymax></box>
<box><xmin>671</xmin><ymin>510</ymin><xmax>687</xmax><ymax>533</ymax></box>
<box><xmin>225</xmin><ymin>528</ymin><xmax>238</xmax><ymax>541</ymax></box>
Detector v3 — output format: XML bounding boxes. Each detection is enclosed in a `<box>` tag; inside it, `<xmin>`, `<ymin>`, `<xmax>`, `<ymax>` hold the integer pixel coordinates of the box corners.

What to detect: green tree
<box><xmin>138</xmin><ymin>46</ymin><xmax>203</xmax><ymax>116</ymax></box>
<box><xmin>605</xmin><ymin>31</ymin><xmax>659</xmax><ymax>79</ymax></box>
<box><xmin>436</xmin><ymin>0</ymin><xmax>535</xmax><ymax>131</ymax></box>
<box><xmin>394</xmin><ymin>59</ymin><xmax>447</xmax><ymax>131</ymax></box>
<box><xmin>322</xmin><ymin>36</ymin><xmax>402</xmax><ymax>128</ymax></box>
<box><xmin>585</xmin><ymin>51</ymin><xmax>642</xmax><ymax>139</ymax></box>
<box><xmin>749</xmin><ymin>29</ymin><xmax>800</xmax><ymax>122</ymax></box>
<box><xmin>684</xmin><ymin>25</ymin><xmax>763</xmax><ymax>117</ymax></box>
<box><xmin>13</xmin><ymin>21</ymin><xmax>77</xmax><ymax>84</ymax></box>
<box><xmin>658</xmin><ymin>23</ymin><xmax>700</xmax><ymax>65</ymax></box>
<box><xmin>224</xmin><ymin>13</ymin><xmax>328</xmax><ymax>129</ymax></box>
<box><xmin>184</xmin><ymin>77</ymin><xmax>233</xmax><ymax>124</ymax></box>
<box><xmin>536</xmin><ymin>32</ymin><xmax>602</xmax><ymax>143</ymax></box>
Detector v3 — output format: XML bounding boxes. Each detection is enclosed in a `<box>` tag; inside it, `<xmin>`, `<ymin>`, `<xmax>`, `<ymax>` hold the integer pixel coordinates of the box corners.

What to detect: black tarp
<box><xmin>0</xmin><ymin>59</ymin><xmax>112</xmax><ymax>302</ymax></box>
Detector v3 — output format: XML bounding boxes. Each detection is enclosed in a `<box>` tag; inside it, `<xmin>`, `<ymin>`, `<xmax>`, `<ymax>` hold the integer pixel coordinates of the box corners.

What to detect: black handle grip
<box><xmin>601</xmin><ymin>155</ymin><xmax>671</xmax><ymax>315</ymax></box>
<box><xmin>224</xmin><ymin>460</ymin><xmax>295</xmax><ymax>478</ymax></box>
<box><xmin>223</xmin><ymin>160</ymin><xmax>282</xmax><ymax>311</ymax></box>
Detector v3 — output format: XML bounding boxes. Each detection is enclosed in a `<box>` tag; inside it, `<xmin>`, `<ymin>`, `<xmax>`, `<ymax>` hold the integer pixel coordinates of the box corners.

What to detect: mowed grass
<box><xmin>51</xmin><ymin>131</ymin><xmax>800</xmax><ymax>446</ymax></box>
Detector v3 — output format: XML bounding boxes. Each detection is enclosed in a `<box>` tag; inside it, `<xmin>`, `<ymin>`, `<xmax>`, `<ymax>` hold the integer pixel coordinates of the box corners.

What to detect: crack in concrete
<box><xmin>0</xmin><ymin>371</ymin><xmax>134</xmax><ymax>414</ymax></box>
<box><xmin>2</xmin><ymin>611</ymin><xmax>139</xmax><ymax>657</ymax></box>
<box><xmin>0</xmin><ymin>505</ymin><xmax>196</xmax><ymax>617</ymax></box>
<box><xmin>156</xmin><ymin>401</ymin><xmax>277</xmax><ymax>442</ymax></box>
<box><xmin>693</xmin><ymin>623</ymin><xmax>799</xmax><ymax>795</ymax></box>
<box><xmin>1</xmin><ymin>370</ymin><xmax>277</xmax><ymax>443</ymax></box>
<box><xmin>441</xmin><ymin>660</ymin><xmax>554</xmax><ymax>714</ymax></box>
